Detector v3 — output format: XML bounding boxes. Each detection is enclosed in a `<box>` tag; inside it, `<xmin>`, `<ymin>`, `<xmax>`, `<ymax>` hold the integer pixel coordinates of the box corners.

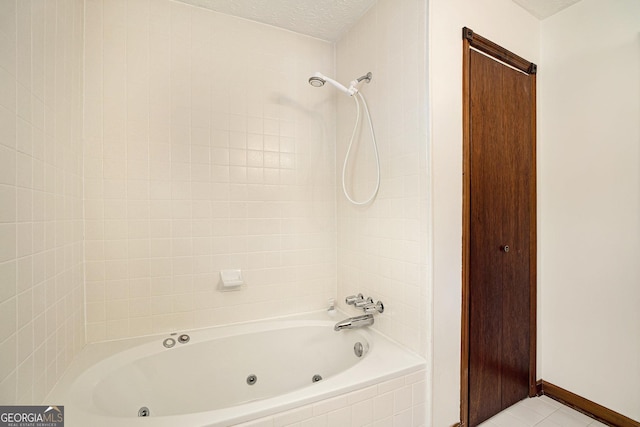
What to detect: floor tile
<box><xmin>519</xmin><ymin>396</ymin><xmax>560</xmax><ymax>417</ymax></box>
<box><xmin>477</xmin><ymin>397</ymin><xmax>602</xmax><ymax>427</ymax></box>
<box><xmin>535</xmin><ymin>419</ymin><xmax>563</xmax><ymax>427</ymax></box>
<box><xmin>538</xmin><ymin>396</ymin><xmax>563</xmax><ymax>409</ymax></box>
<box><xmin>545</xmin><ymin>410</ymin><xmax>592</xmax><ymax>427</ymax></box>
<box><xmin>559</xmin><ymin>407</ymin><xmax>596</xmax><ymax>424</ymax></box>
<box><xmin>482</xmin><ymin>410</ymin><xmax>531</xmax><ymax>427</ymax></box>
<box><xmin>506</xmin><ymin>402</ymin><xmax>548</xmax><ymax>425</ymax></box>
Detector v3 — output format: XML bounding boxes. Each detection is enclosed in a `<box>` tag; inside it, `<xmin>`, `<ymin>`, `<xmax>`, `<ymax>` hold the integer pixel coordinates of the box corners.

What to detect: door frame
<box><xmin>460</xmin><ymin>27</ymin><xmax>538</xmax><ymax>427</ymax></box>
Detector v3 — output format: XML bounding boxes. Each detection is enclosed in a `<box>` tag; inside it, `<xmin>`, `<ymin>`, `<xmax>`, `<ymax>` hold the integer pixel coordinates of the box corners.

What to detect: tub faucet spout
<box><xmin>334</xmin><ymin>314</ymin><xmax>374</xmax><ymax>331</ymax></box>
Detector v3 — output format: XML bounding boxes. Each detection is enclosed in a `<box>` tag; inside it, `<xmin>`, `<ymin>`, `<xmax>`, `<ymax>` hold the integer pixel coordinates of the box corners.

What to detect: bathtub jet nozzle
<box><xmin>334</xmin><ymin>314</ymin><xmax>374</xmax><ymax>331</ymax></box>
<box><xmin>246</xmin><ymin>374</ymin><xmax>257</xmax><ymax>386</ymax></box>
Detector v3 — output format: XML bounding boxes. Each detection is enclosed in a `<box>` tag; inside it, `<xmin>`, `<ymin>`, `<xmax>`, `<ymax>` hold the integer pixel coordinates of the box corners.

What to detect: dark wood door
<box><xmin>467</xmin><ymin>49</ymin><xmax>534</xmax><ymax>426</ymax></box>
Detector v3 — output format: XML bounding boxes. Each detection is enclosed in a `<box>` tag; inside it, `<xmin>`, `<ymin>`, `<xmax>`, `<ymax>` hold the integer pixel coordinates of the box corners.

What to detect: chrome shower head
<box><xmin>308</xmin><ymin>76</ymin><xmax>326</xmax><ymax>87</ymax></box>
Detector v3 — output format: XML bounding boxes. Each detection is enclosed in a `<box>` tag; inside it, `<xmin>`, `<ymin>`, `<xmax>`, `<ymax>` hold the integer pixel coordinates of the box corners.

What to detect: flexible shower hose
<box><xmin>342</xmin><ymin>91</ymin><xmax>380</xmax><ymax>205</ymax></box>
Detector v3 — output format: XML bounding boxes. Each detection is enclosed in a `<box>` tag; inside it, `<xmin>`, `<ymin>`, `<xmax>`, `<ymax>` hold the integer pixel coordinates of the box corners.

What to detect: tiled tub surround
<box><xmin>0</xmin><ymin>0</ymin><xmax>431</xmax><ymax>419</ymax></box>
<box><xmin>0</xmin><ymin>0</ymin><xmax>85</xmax><ymax>404</ymax></box>
<box><xmin>83</xmin><ymin>0</ymin><xmax>337</xmax><ymax>341</ymax></box>
<box><xmin>48</xmin><ymin>311</ymin><xmax>426</xmax><ymax>427</ymax></box>
<box><xmin>335</xmin><ymin>0</ymin><xmax>430</xmax><ymax>356</ymax></box>
<box><xmin>236</xmin><ymin>371</ymin><xmax>427</xmax><ymax>427</ymax></box>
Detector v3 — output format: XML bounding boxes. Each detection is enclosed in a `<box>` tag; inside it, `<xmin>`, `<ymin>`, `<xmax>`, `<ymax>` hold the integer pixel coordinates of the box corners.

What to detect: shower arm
<box><xmin>356</xmin><ymin>72</ymin><xmax>372</xmax><ymax>84</ymax></box>
<box><xmin>348</xmin><ymin>72</ymin><xmax>373</xmax><ymax>94</ymax></box>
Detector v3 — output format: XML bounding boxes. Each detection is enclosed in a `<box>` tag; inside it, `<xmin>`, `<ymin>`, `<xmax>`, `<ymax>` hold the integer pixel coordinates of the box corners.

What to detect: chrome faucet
<box><xmin>334</xmin><ymin>294</ymin><xmax>384</xmax><ymax>332</ymax></box>
<box><xmin>334</xmin><ymin>314</ymin><xmax>374</xmax><ymax>331</ymax></box>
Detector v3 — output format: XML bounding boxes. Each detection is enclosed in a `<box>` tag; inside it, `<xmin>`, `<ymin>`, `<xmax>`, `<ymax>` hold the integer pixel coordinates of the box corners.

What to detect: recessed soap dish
<box><xmin>219</xmin><ymin>269</ymin><xmax>244</xmax><ymax>291</ymax></box>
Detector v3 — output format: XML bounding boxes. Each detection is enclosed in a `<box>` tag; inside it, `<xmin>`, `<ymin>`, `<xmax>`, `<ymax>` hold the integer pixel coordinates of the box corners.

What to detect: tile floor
<box><xmin>478</xmin><ymin>396</ymin><xmax>609</xmax><ymax>427</ymax></box>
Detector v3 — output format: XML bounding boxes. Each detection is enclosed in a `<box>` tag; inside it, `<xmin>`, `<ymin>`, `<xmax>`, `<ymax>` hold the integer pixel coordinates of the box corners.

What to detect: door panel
<box><xmin>468</xmin><ymin>51</ymin><xmax>507</xmax><ymax>425</ymax></box>
<box><xmin>468</xmin><ymin>50</ymin><xmax>533</xmax><ymax>426</ymax></box>
<box><xmin>500</xmin><ymin>58</ymin><xmax>532</xmax><ymax>410</ymax></box>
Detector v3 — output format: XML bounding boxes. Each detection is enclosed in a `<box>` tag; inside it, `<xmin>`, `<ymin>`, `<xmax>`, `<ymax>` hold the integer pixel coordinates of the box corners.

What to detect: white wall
<box><xmin>83</xmin><ymin>0</ymin><xmax>336</xmax><ymax>341</ymax></box>
<box><xmin>428</xmin><ymin>0</ymin><xmax>539</xmax><ymax>425</ymax></box>
<box><xmin>0</xmin><ymin>0</ymin><xmax>85</xmax><ymax>403</ymax></box>
<box><xmin>539</xmin><ymin>0</ymin><xmax>640</xmax><ymax>420</ymax></box>
<box><xmin>335</xmin><ymin>0</ymin><xmax>429</xmax><ymax>357</ymax></box>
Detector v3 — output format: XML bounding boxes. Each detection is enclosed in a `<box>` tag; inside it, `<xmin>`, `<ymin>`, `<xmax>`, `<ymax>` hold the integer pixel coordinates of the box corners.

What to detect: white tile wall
<box><xmin>235</xmin><ymin>370</ymin><xmax>427</xmax><ymax>427</ymax></box>
<box><xmin>0</xmin><ymin>0</ymin><xmax>430</xmax><ymax>414</ymax></box>
<box><xmin>83</xmin><ymin>0</ymin><xmax>337</xmax><ymax>341</ymax></box>
<box><xmin>335</xmin><ymin>0</ymin><xmax>429</xmax><ymax>355</ymax></box>
<box><xmin>0</xmin><ymin>0</ymin><xmax>85</xmax><ymax>404</ymax></box>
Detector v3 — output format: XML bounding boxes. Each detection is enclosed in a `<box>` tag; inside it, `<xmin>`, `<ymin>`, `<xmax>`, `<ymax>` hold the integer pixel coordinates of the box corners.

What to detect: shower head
<box><xmin>308</xmin><ymin>72</ymin><xmax>355</xmax><ymax>96</ymax></box>
<box><xmin>308</xmin><ymin>75</ymin><xmax>326</xmax><ymax>87</ymax></box>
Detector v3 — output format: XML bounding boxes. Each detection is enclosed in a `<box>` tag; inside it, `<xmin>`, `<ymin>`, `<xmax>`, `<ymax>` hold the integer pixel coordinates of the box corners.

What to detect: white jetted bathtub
<box><xmin>48</xmin><ymin>311</ymin><xmax>425</xmax><ymax>426</ymax></box>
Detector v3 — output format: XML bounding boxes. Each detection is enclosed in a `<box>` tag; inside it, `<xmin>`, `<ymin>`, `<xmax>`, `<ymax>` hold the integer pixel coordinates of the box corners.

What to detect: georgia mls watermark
<box><xmin>0</xmin><ymin>406</ymin><xmax>64</xmax><ymax>427</ymax></box>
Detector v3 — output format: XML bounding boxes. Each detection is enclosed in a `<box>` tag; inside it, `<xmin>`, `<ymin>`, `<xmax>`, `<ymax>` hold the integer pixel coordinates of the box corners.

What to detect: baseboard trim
<box><xmin>537</xmin><ymin>380</ymin><xmax>640</xmax><ymax>427</ymax></box>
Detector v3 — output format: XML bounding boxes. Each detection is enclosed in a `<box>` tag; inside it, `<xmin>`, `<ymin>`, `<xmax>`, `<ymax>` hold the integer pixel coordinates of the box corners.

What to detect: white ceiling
<box><xmin>174</xmin><ymin>0</ymin><xmax>584</xmax><ymax>42</ymax></box>
<box><xmin>511</xmin><ymin>0</ymin><xmax>583</xmax><ymax>19</ymax></box>
<box><xmin>175</xmin><ymin>0</ymin><xmax>378</xmax><ymax>42</ymax></box>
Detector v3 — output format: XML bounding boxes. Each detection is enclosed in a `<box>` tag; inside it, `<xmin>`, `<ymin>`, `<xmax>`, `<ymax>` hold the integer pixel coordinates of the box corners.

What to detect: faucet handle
<box><xmin>355</xmin><ymin>296</ymin><xmax>374</xmax><ymax>308</ymax></box>
<box><xmin>345</xmin><ymin>293</ymin><xmax>364</xmax><ymax>305</ymax></box>
<box><xmin>363</xmin><ymin>300</ymin><xmax>384</xmax><ymax>314</ymax></box>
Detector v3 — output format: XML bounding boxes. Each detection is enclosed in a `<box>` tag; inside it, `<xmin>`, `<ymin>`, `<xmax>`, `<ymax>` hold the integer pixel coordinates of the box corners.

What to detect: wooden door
<box><xmin>461</xmin><ymin>28</ymin><xmax>537</xmax><ymax>427</ymax></box>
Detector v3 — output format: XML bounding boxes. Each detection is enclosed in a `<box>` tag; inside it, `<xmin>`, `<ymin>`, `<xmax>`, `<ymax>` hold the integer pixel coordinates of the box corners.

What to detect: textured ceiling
<box><xmin>175</xmin><ymin>0</ymin><xmax>378</xmax><ymax>42</ymax></box>
<box><xmin>511</xmin><ymin>0</ymin><xmax>583</xmax><ymax>19</ymax></box>
<box><xmin>175</xmin><ymin>0</ymin><xmax>583</xmax><ymax>42</ymax></box>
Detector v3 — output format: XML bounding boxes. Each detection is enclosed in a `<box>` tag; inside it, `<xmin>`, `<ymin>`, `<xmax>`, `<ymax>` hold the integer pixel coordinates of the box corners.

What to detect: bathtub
<box><xmin>48</xmin><ymin>311</ymin><xmax>425</xmax><ymax>426</ymax></box>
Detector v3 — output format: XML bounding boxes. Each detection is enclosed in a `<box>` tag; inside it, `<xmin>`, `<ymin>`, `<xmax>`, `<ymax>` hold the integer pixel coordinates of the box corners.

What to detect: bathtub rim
<box><xmin>47</xmin><ymin>310</ymin><xmax>426</xmax><ymax>427</ymax></box>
